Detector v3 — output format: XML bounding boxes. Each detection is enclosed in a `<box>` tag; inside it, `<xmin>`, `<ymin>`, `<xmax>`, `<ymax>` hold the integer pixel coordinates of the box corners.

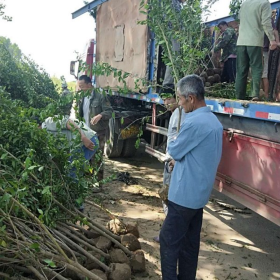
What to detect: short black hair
<box><xmin>78</xmin><ymin>75</ymin><xmax>92</xmax><ymax>84</ymax></box>
<box><xmin>218</xmin><ymin>21</ymin><xmax>228</xmax><ymax>28</ymax></box>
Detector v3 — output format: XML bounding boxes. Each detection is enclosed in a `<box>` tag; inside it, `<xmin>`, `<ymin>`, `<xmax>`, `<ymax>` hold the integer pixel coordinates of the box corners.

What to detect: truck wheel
<box><xmin>105</xmin><ymin>119</ymin><xmax>124</xmax><ymax>158</ymax></box>
<box><xmin>121</xmin><ymin>138</ymin><xmax>137</xmax><ymax>157</ymax></box>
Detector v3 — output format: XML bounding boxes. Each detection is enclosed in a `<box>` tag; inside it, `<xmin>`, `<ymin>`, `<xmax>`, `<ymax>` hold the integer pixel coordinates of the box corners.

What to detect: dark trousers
<box><xmin>160</xmin><ymin>201</ymin><xmax>203</xmax><ymax>280</ymax></box>
<box><xmin>90</xmin><ymin>132</ymin><xmax>106</xmax><ymax>184</ymax></box>
<box><xmin>221</xmin><ymin>58</ymin><xmax>236</xmax><ymax>83</ymax></box>
<box><xmin>235</xmin><ymin>46</ymin><xmax>263</xmax><ymax>99</ymax></box>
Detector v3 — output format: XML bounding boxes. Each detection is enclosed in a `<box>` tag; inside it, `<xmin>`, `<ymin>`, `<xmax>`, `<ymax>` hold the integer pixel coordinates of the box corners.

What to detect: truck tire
<box><xmin>121</xmin><ymin>138</ymin><xmax>137</xmax><ymax>157</ymax></box>
<box><xmin>105</xmin><ymin>119</ymin><xmax>124</xmax><ymax>158</ymax></box>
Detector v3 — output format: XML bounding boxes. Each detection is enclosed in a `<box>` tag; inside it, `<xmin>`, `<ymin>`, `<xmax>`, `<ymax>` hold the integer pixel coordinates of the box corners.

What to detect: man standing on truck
<box><xmin>213</xmin><ymin>21</ymin><xmax>237</xmax><ymax>83</ymax></box>
<box><xmin>235</xmin><ymin>0</ymin><xmax>277</xmax><ymax>101</ymax></box>
<box><xmin>159</xmin><ymin>75</ymin><xmax>223</xmax><ymax>280</ymax></box>
<box><xmin>262</xmin><ymin>11</ymin><xmax>279</xmax><ymax>99</ymax></box>
<box><xmin>78</xmin><ymin>75</ymin><xmax>113</xmax><ymax>190</ymax></box>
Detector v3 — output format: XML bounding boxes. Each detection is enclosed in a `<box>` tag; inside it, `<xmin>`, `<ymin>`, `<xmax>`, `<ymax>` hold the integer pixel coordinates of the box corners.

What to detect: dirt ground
<box><xmin>85</xmin><ymin>146</ymin><xmax>280</xmax><ymax>280</ymax></box>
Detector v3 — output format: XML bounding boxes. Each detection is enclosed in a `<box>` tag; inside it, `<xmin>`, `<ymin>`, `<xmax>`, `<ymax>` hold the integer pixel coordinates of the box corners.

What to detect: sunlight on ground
<box><xmin>114</xmin><ymin>199</ymin><xmax>163</xmax><ymax>220</ymax></box>
<box><xmin>101</xmin><ymin>154</ymin><xmax>280</xmax><ymax>280</ymax></box>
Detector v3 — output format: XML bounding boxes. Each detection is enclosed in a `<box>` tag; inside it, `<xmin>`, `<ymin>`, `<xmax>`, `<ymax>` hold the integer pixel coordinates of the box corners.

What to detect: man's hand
<box><xmin>270</xmin><ymin>40</ymin><xmax>278</xmax><ymax>50</ymax></box>
<box><xmin>90</xmin><ymin>114</ymin><xmax>102</xmax><ymax>125</ymax></box>
<box><xmin>168</xmin><ymin>159</ymin><xmax>175</xmax><ymax>172</ymax></box>
<box><xmin>81</xmin><ymin>135</ymin><xmax>95</xmax><ymax>151</ymax></box>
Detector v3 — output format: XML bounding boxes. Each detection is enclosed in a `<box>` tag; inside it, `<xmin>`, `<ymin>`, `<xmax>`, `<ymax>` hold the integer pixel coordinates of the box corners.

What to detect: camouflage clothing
<box><xmin>214</xmin><ymin>27</ymin><xmax>237</xmax><ymax>62</ymax></box>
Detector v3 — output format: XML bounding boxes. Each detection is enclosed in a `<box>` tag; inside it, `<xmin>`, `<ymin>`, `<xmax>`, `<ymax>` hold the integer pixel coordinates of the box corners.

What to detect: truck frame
<box><xmin>72</xmin><ymin>0</ymin><xmax>280</xmax><ymax>226</ymax></box>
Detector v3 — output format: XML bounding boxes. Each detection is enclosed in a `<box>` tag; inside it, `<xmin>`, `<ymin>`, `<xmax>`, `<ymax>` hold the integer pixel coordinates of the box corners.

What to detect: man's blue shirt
<box><xmin>167</xmin><ymin>106</ymin><xmax>223</xmax><ymax>209</ymax></box>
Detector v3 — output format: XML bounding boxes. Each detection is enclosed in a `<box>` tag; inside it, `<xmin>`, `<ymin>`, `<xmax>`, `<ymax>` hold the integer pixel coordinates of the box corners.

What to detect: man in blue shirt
<box><xmin>159</xmin><ymin>75</ymin><xmax>223</xmax><ymax>280</ymax></box>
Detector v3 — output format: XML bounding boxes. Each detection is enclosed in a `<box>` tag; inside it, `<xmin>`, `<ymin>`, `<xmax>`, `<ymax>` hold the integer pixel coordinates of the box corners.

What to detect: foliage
<box><xmin>0</xmin><ymin>1</ymin><xmax>12</xmax><ymax>21</ymax></box>
<box><xmin>51</xmin><ymin>75</ymin><xmax>63</xmax><ymax>93</ymax></box>
<box><xmin>51</xmin><ymin>75</ymin><xmax>76</xmax><ymax>94</ymax></box>
<box><xmin>139</xmin><ymin>0</ymin><xmax>210</xmax><ymax>85</ymax></box>
<box><xmin>0</xmin><ymin>36</ymin><xmax>59</xmax><ymax>108</ymax></box>
<box><xmin>0</xmin><ymin>89</ymin><xmax>93</xmax><ymax>225</ymax></box>
<box><xmin>205</xmin><ymin>83</ymin><xmax>236</xmax><ymax>99</ymax></box>
<box><xmin>229</xmin><ymin>0</ymin><xmax>243</xmax><ymax>20</ymax></box>
<box><xmin>67</xmin><ymin>80</ymin><xmax>77</xmax><ymax>92</ymax></box>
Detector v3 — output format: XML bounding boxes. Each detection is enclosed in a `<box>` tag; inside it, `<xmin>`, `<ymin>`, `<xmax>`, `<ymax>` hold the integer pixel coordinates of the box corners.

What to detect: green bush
<box><xmin>0</xmin><ymin>37</ymin><xmax>59</xmax><ymax>108</ymax></box>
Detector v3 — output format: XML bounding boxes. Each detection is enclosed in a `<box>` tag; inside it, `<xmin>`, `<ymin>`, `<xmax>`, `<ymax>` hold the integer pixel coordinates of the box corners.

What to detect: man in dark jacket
<box><xmin>78</xmin><ymin>75</ymin><xmax>113</xmax><ymax>188</ymax></box>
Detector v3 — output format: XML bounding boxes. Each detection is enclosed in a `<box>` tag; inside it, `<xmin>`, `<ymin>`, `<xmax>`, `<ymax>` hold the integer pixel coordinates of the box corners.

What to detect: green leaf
<box><xmin>24</xmin><ymin>157</ymin><xmax>31</xmax><ymax>168</ymax></box>
<box><xmin>42</xmin><ymin>186</ymin><xmax>51</xmax><ymax>195</ymax></box>
<box><xmin>22</xmin><ymin>172</ymin><xmax>28</xmax><ymax>180</ymax></box>
<box><xmin>75</xmin><ymin>197</ymin><xmax>83</xmax><ymax>205</ymax></box>
<box><xmin>1</xmin><ymin>193</ymin><xmax>11</xmax><ymax>203</ymax></box>
<box><xmin>28</xmin><ymin>165</ymin><xmax>37</xmax><ymax>170</ymax></box>
<box><xmin>0</xmin><ymin>153</ymin><xmax>7</xmax><ymax>160</ymax></box>
<box><xmin>30</xmin><ymin>242</ymin><xmax>40</xmax><ymax>252</ymax></box>
<box><xmin>0</xmin><ymin>225</ymin><xmax>6</xmax><ymax>232</ymax></box>
<box><xmin>43</xmin><ymin>259</ymin><xmax>57</xmax><ymax>268</ymax></box>
<box><xmin>0</xmin><ymin>240</ymin><xmax>7</xmax><ymax>248</ymax></box>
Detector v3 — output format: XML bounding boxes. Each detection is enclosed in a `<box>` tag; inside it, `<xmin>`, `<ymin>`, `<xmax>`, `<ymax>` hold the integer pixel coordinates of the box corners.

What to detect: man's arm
<box><xmin>262</xmin><ymin>3</ymin><xmax>276</xmax><ymax>45</ymax></box>
<box><xmin>214</xmin><ymin>29</ymin><xmax>234</xmax><ymax>52</ymax></box>
<box><xmin>66</xmin><ymin>119</ymin><xmax>95</xmax><ymax>150</ymax></box>
<box><xmin>90</xmin><ymin>93</ymin><xmax>113</xmax><ymax>125</ymax></box>
<box><xmin>168</xmin><ymin>122</ymin><xmax>210</xmax><ymax>161</ymax></box>
<box><xmin>274</xmin><ymin>29</ymin><xmax>279</xmax><ymax>44</ymax></box>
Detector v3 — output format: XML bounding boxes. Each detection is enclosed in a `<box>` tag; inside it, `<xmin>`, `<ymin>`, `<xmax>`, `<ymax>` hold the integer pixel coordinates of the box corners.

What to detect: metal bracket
<box><xmin>72</xmin><ymin>0</ymin><xmax>109</xmax><ymax>19</ymax></box>
<box><xmin>227</xmin><ymin>131</ymin><xmax>234</xmax><ymax>142</ymax></box>
<box><xmin>274</xmin><ymin>122</ymin><xmax>278</xmax><ymax>133</ymax></box>
<box><xmin>241</xmin><ymin>102</ymin><xmax>249</xmax><ymax>108</ymax></box>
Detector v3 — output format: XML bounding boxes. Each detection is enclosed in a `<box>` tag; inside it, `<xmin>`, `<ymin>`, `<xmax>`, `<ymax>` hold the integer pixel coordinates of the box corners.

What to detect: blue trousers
<box><xmin>160</xmin><ymin>201</ymin><xmax>203</xmax><ymax>280</ymax></box>
<box><xmin>69</xmin><ymin>135</ymin><xmax>99</xmax><ymax>178</ymax></box>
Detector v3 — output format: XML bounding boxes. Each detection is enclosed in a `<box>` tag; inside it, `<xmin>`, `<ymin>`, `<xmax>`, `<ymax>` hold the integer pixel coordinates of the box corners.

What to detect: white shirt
<box><xmin>165</xmin><ymin>107</ymin><xmax>186</xmax><ymax>160</ymax></box>
<box><xmin>83</xmin><ymin>95</ymin><xmax>92</xmax><ymax>127</ymax></box>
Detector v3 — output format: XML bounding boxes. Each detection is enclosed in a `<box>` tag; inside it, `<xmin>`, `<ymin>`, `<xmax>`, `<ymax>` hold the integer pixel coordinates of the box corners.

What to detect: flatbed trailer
<box><xmin>72</xmin><ymin>0</ymin><xmax>280</xmax><ymax>226</ymax></box>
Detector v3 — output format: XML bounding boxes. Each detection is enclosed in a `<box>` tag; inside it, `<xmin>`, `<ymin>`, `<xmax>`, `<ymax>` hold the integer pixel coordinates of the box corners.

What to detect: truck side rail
<box><xmin>206</xmin><ymin>98</ymin><xmax>280</xmax><ymax>123</ymax></box>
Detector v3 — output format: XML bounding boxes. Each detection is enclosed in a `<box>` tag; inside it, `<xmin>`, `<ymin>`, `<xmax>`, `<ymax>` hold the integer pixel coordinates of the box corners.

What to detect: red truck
<box><xmin>72</xmin><ymin>0</ymin><xmax>280</xmax><ymax>226</ymax></box>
